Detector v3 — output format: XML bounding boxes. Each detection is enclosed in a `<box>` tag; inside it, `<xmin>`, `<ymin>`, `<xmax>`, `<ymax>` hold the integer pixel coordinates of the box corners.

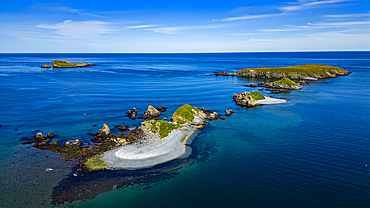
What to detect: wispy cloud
<box><xmin>229</xmin><ymin>33</ymin><xmax>264</xmax><ymax>36</ymax></box>
<box><xmin>325</xmin><ymin>13</ymin><xmax>370</xmax><ymax>18</ymax></box>
<box><xmin>279</xmin><ymin>0</ymin><xmax>352</xmax><ymax>12</ymax></box>
<box><xmin>307</xmin><ymin>20</ymin><xmax>370</xmax><ymax>26</ymax></box>
<box><xmin>36</xmin><ymin>20</ymin><xmax>114</xmax><ymax>38</ymax></box>
<box><xmin>259</xmin><ymin>28</ymin><xmax>299</xmax><ymax>32</ymax></box>
<box><xmin>250</xmin><ymin>38</ymin><xmax>274</xmax><ymax>42</ymax></box>
<box><xmin>126</xmin><ymin>25</ymin><xmax>157</xmax><ymax>29</ymax></box>
<box><xmin>34</xmin><ymin>3</ymin><xmax>105</xmax><ymax>18</ymax></box>
<box><xmin>213</xmin><ymin>14</ymin><xmax>279</xmax><ymax>22</ymax></box>
<box><xmin>143</xmin><ymin>25</ymin><xmax>223</xmax><ymax>34</ymax></box>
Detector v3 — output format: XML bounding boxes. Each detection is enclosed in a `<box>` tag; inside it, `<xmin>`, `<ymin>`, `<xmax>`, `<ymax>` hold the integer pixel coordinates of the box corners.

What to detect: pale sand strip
<box><xmin>255</xmin><ymin>96</ymin><xmax>287</xmax><ymax>105</ymax></box>
<box><xmin>102</xmin><ymin>126</ymin><xmax>198</xmax><ymax>170</ymax></box>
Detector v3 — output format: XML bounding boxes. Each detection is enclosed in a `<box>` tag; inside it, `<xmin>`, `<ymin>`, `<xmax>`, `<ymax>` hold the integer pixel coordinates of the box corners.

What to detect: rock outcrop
<box><xmin>257</xmin><ymin>78</ymin><xmax>303</xmax><ymax>90</ymax></box>
<box><xmin>141</xmin><ymin>105</ymin><xmax>161</xmax><ymax>119</ymax></box>
<box><xmin>233</xmin><ymin>91</ymin><xmax>265</xmax><ymax>107</ymax></box>
<box><xmin>41</xmin><ymin>64</ymin><xmax>51</xmax><ymax>68</ymax></box>
<box><xmin>126</xmin><ymin>107</ymin><xmax>138</xmax><ymax>120</ymax></box>
<box><xmin>225</xmin><ymin>110</ymin><xmax>234</xmax><ymax>116</ymax></box>
<box><xmin>245</xmin><ymin>83</ymin><xmax>257</xmax><ymax>87</ymax></box>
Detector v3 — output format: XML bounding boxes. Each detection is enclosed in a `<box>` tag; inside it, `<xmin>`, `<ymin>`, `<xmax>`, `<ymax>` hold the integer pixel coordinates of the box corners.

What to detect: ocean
<box><xmin>0</xmin><ymin>52</ymin><xmax>369</xmax><ymax>207</ymax></box>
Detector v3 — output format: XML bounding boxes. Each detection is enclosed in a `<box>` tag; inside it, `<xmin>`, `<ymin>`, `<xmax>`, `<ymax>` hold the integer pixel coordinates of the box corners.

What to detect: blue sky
<box><xmin>0</xmin><ymin>0</ymin><xmax>369</xmax><ymax>52</ymax></box>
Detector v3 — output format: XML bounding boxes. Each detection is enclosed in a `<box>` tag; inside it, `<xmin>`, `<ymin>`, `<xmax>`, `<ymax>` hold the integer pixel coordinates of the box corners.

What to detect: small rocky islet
<box><xmin>40</xmin><ymin>60</ymin><xmax>95</xmax><ymax>69</ymax></box>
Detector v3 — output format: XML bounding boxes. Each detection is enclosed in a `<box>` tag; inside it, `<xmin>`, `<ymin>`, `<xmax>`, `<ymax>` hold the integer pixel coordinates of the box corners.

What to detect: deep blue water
<box><xmin>0</xmin><ymin>52</ymin><xmax>369</xmax><ymax>207</ymax></box>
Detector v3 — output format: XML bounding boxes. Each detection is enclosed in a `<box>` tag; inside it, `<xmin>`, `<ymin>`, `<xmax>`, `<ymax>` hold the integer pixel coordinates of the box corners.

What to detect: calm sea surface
<box><xmin>0</xmin><ymin>52</ymin><xmax>369</xmax><ymax>207</ymax></box>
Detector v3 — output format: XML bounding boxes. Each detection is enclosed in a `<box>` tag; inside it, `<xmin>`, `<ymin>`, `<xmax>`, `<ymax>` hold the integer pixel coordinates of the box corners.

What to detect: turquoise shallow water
<box><xmin>0</xmin><ymin>52</ymin><xmax>369</xmax><ymax>207</ymax></box>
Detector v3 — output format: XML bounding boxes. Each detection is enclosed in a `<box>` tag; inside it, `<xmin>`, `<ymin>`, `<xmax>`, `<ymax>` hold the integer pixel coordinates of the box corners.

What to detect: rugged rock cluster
<box><xmin>233</xmin><ymin>91</ymin><xmax>265</xmax><ymax>107</ymax></box>
<box><xmin>22</xmin><ymin>103</ymin><xmax>232</xmax><ymax>173</ymax></box>
<box><xmin>141</xmin><ymin>105</ymin><xmax>161</xmax><ymax>119</ymax></box>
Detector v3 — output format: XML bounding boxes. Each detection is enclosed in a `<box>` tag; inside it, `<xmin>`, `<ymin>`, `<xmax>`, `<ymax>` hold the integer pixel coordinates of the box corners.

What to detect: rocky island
<box><xmin>40</xmin><ymin>61</ymin><xmax>95</xmax><ymax>68</ymax></box>
<box><xmin>214</xmin><ymin>64</ymin><xmax>351</xmax><ymax>80</ymax></box>
<box><xmin>52</xmin><ymin>61</ymin><xmax>95</xmax><ymax>68</ymax></box>
<box><xmin>233</xmin><ymin>91</ymin><xmax>287</xmax><ymax>107</ymax></box>
<box><xmin>85</xmin><ymin>104</ymin><xmax>207</xmax><ymax>171</ymax></box>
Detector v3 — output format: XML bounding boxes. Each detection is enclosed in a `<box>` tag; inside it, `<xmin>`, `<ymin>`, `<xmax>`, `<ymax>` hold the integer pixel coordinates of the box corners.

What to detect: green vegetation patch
<box><xmin>250</xmin><ymin>91</ymin><xmax>265</xmax><ymax>101</ymax></box>
<box><xmin>176</xmin><ymin>118</ymin><xmax>186</xmax><ymax>125</ymax></box>
<box><xmin>181</xmin><ymin>133</ymin><xmax>189</xmax><ymax>142</ymax></box>
<box><xmin>84</xmin><ymin>154</ymin><xmax>107</xmax><ymax>170</ymax></box>
<box><xmin>272</xmin><ymin>78</ymin><xmax>297</xmax><ymax>86</ymax></box>
<box><xmin>173</xmin><ymin>104</ymin><xmax>201</xmax><ymax>122</ymax></box>
<box><xmin>52</xmin><ymin>60</ymin><xmax>93</xmax><ymax>68</ymax></box>
<box><xmin>238</xmin><ymin>64</ymin><xmax>346</xmax><ymax>76</ymax></box>
<box><xmin>52</xmin><ymin>61</ymin><xmax>80</xmax><ymax>67</ymax></box>
<box><xmin>151</xmin><ymin>120</ymin><xmax>181</xmax><ymax>138</ymax></box>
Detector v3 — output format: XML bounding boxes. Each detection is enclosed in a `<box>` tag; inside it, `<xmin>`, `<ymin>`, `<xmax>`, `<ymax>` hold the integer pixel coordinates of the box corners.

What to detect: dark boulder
<box><xmin>156</xmin><ymin>106</ymin><xmax>168</xmax><ymax>112</ymax></box>
<box><xmin>225</xmin><ymin>110</ymin><xmax>234</xmax><ymax>116</ymax></box>
<box><xmin>245</xmin><ymin>83</ymin><xmax>257</xmax><ymax>87</ymax></box>
<box><xmin>127</xmin><ymin>107</ymin><xmax>138</xmax><ymax>120</ymax></box>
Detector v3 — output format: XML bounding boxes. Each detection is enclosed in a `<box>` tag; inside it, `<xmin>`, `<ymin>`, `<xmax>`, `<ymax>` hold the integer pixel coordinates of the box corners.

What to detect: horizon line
<box><xmin>1</xmin><ymin>50</ymin><xmax>369</xmax><ymax>54</ymax></box>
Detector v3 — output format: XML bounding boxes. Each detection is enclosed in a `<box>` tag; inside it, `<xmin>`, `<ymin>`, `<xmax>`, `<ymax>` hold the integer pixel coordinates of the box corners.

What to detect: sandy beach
<box><xmin>255</xmin><ymin>96</ymin><xmax>287</xmax><ymax>105</ymax></box>
<box><xmin>102</xmin><ymin>126</ymin><xmax>198</xmax><ymax>169</ymax></box>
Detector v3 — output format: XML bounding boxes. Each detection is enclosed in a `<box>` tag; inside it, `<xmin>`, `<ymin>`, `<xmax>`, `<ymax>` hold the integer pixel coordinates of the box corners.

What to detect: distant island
<box><xmin>214</xmin><ymin>64</ymin><xmax>351</xmax><ymax>80</ymax></box>
<box><xmin>41</xmin><ymin>61</ymin><xmax>95</xmax><ymax>68</ymax></box>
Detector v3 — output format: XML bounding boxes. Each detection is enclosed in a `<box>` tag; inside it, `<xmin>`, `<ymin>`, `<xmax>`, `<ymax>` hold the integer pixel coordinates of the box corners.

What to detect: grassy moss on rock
<box><xmin>272</xmin><ymin>78</ymin><xmax>297</xmax><ymax>86</ymax></box>
<box><xmin>84</xmin><ymin>154</ymin><xmax>107</xmax><ymax>171</ymax></box>
<box><xmin>52</xmin><ymin>60</ymin><xmax>95</xmax><ymax>68</ymax></box>
<box><xmin>150</xmin><ymin>120</ymin><xmax>181</xmax><ymax>138</ymax></box>
<box><xmin>250</xmin><ymin>91</ymin><xmax>265</xmax><ymax>101</ymax></box>
<box><xmin>237</xmin><ymin>64</ymin><xmax>351</xmax><ymax>79</ymax></box>
<box><xmin>173</xmin><ymin>104</ymin><xmax>201</xmax><ymax>122</ymax></box>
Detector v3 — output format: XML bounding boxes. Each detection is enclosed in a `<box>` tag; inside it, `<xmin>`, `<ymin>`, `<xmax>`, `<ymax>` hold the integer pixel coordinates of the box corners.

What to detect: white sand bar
<box><xmin>102</xmin><ymin>127</ymin><xmax>197</xmax><ymax>170</ymax></box>
<box><xmin>255</xmin><ymin>96</ymin><xmax>287</xmax><ymax>105</ymax></box>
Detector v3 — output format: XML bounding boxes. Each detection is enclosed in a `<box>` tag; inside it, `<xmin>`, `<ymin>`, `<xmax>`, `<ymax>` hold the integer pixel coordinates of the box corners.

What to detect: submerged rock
<box><xmin>245</xmin><ymin>83</ymin><xmax>257</xmax><ymax>87</ymax></box>
<box><xmin>156</xmin><ymin>106</ymin><xmax>168</xmax><ymax>112</ymax></box>
<box><xmin>64</xmin><ymin>139</ymin><xmax>82</xmax><ymax>148</ymax></box>
<box><xmin>115</xmin><ymin>125</ymin><xmax>128</xmax><ymax>131</ymax></box>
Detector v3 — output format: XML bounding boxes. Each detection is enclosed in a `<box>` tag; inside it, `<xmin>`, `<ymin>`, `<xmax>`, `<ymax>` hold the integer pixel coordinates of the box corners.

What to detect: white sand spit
<box><xmin>102</xmin><ymin>127</ymin><xmax>197</xmax><ymax>169</ymax></box>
